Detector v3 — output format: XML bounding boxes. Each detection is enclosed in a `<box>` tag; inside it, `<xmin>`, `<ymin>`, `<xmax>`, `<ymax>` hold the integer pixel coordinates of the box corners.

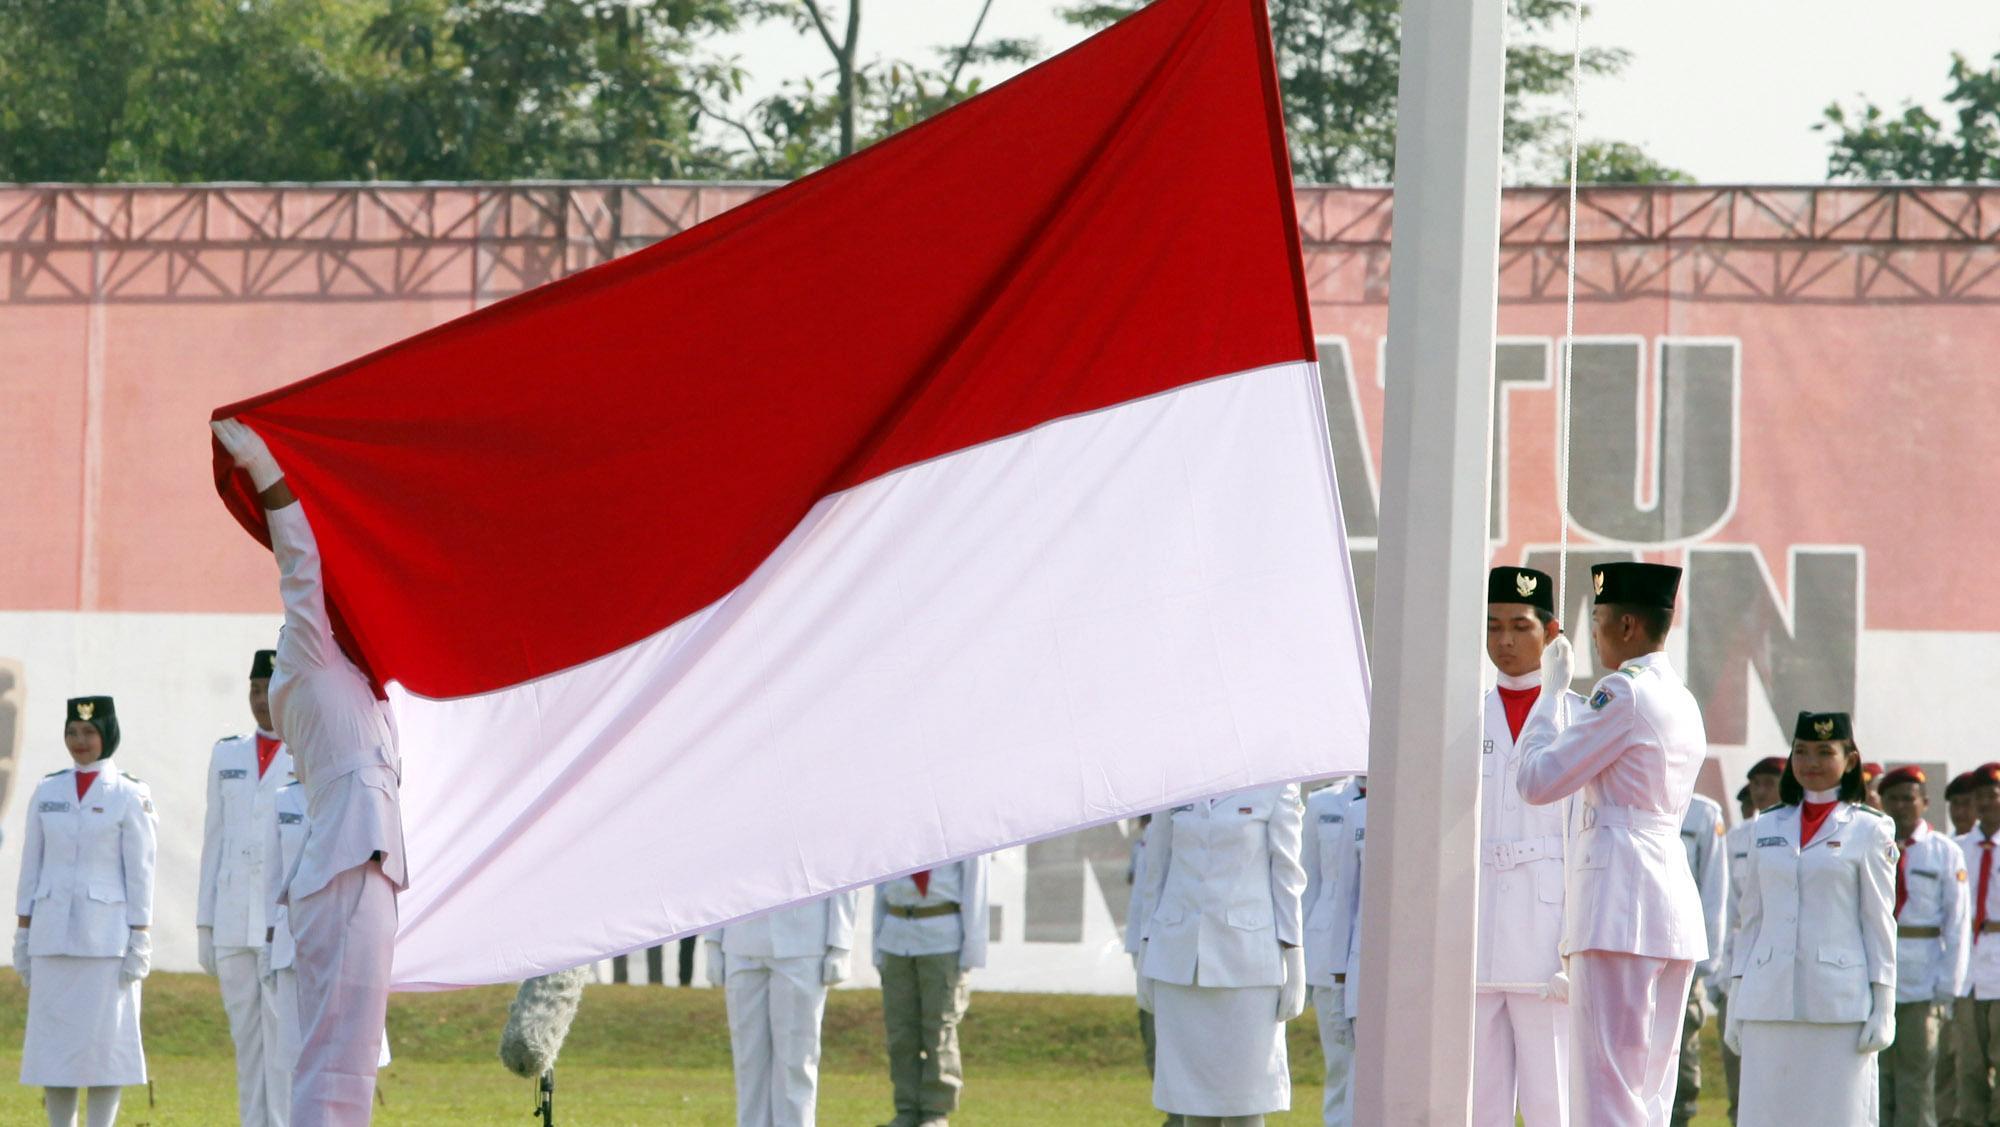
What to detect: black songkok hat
<box><xmin>251</xmin><ymin>650</ymin><xmax>277</xmax><ymax>681</ymax></box>
<box><xmin>1735</xmin><ymin>784</ymin><xmax>1751</xmax><ymax>803</ymax></box>
<box><xmin>1590</xmin><ymin>562</ymin><xmax>1682</xmax><ymax>609</ymax></box>
<box><xmin>1793</xmin><ymin>711</ymin><xmax>1854</xmax><ymax>743</ymax></box>
<box><xmin>66</xmin><ymin>696</ymin><xmax>121</xmax><ymax>758</ymax></box>
<box><xmin>1487</xmin><ymin>566</ymin><xmax>1555</xmax><ymax>614</ymax></box>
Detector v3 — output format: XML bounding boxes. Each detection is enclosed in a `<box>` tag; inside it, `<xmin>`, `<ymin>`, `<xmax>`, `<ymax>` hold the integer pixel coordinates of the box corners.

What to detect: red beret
<box><xmin>1861</xmin><ymin>762</ymin><xmax>1885</xmax><ymax>782</ymax></box>
<box><xmin>1878</xmin><ymin>765</ymin><xmax>1926</xmax><ymax>792</ymax></box>
<box><xmin>1747</xmin><ymin>757</ymin><xmax>1785</xmax><ymax>780</ymax></box>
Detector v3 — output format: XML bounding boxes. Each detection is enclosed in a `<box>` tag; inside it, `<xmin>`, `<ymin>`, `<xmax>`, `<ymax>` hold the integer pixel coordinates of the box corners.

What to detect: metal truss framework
<box><xmin>3</xmin><ymin>182</ymin><xmax>1999</xmax><ymax>305</ymax></box>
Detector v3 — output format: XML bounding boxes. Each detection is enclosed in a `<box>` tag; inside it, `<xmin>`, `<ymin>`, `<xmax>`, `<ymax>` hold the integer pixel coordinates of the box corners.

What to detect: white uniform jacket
<box><xmin>1893</xmin><ymin>820</ymin><xmax>1968</xmax><ymax>1004</ymax></box>
<box><xmin>1719</xmin><ymin>819</ymin><xmax>1756</xmax><ymax>996</ymax></box>
<box><xmin>1959</xmin><ymin>824</ymin><xmax>2000</xmax><ymax>999</ymax></box>
<box><xmin>1303</xmin><ymin>783</ymin><xmax>1363</xmax><ymax>987</ymax></box>
<box><xmin>266</xmin><ymin>503</ymin><xmax>407</xmax><ymax>901</ymax></box>
<box><xmin>196</xmin><ymin>732</ymin><xmax>295</xmax><ymax>949</ymax></box>
<box><xmin>1516</xmin><ymin>651</ymin><xmax>1708</xmax><ymax>962</ymax></box>
<box><xmin>1137</xmin><ymin>785</ymin><xmax>1306</xmax><ymax>990</ymax></box>
<box><xmin>15</xmin><ymin>767</ymin><xmax>158</xmax><ymax>958</ymax></box>
<box><xmin>718</xmin><ymin>891</ymin><xmax>860</xmax><ymax>959</ymax></box>
<box><xmin>1729</xmin><ymin>802</ymin><xmax>1897</xmax><ymax>1023</ymax></box>
<box><xmin>1680</xmin><ymin>794</ymin><xmax>1729</xmax><ymax>980</ymax></box>
<box><xmin>1479</xmin><ymin>681</ymin><xmax>1581</xmax><ymax>990</ymax></box>
<box><xmin>263</xmin><ymin>780</ymin><xmax>308</xmax><ymax>972</ymax></box>
<box><xmin>872</xmin><ymin>857</ymin><xmax>990</xmax><ymax>969</ymax></box>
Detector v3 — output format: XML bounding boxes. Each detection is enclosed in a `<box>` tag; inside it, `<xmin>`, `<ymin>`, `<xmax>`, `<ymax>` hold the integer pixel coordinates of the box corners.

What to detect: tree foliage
<box><xmin>1062</xmin><ymin>0</ymin><xmax>1670</xmax><ymax>185</ymax></box>
<box><xmin>1821</xmin><ymin>52</ymin><xmax>2000</xmax><ymax>182</ymax></box>
<box><xmin>0</xmin><ymin>0</ymin><xmax>744</xmax><ymax>181</ymax></box>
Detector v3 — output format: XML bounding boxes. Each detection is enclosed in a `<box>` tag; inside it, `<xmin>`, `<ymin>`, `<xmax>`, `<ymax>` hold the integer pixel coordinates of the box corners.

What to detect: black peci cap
<box><xmin>65</xmin><ymin>696</ymin><xmax>121</xmax><ymax>758</ymax></box>
<box><xmin>1793</xmin><ymin>711</ymin><xmax>1853</xmax><ymax>743</ymax></box>
<box><xmin>1591</xmin><ymin>562</ymin><xmax>1682</xmax><ymax>609</ymax></box>
<box><xmin>1488</xmin><ymin>566</ymin><xmax>1555</xmax><ymax>615</ymax></box>
<box><xmin>251</xmin><ymin>650</ymin><xmax>276</xmax><ymax>681</ymax></box>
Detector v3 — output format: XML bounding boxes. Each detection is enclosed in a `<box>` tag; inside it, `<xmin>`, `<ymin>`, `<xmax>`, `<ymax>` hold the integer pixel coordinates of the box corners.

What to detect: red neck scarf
<box><xmin>74</xmin><ymin>770</ymin><xmax>99</xmax><ymax>802</ymax></box>
<box><xmin>1800</xmin><ymin>799</ymin><xmax>1838</xmax><ymax>847</ymax></box>
<box><xmin>911</xmin><ymin>870</ymin><xmax>931</xmax><ymax>898</ymax></box>
<box><xmin>255</xmin><ymin>734</ymin><xmax>281</xmax><ymax>779</ymax></box>
<box><xmin>1497</xmin><ymin>684</ymin><xmax>1540</xmax><ymax>742</ymax></box>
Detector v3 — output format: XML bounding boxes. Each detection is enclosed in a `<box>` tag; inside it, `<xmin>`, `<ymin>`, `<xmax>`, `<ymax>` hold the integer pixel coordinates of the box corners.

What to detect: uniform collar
<box><xmin>1495</xmin><ymin>669</ymin><xmax>1540</xmax><ymax>691</ymax></box>
<box><xmin>1905</xmin><ymin>820</ymin><xmax>1932</xmax><ymax>845</ymax></box>
<box><xmin>1620</xmin><ymin>649</ymin><xmax>1672</xmax><ymax>676</ymax></box>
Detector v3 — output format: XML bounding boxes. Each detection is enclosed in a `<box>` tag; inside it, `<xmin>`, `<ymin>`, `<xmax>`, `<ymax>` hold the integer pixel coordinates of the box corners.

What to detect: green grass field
<box><xmin>0</xmin><ymin>974</ymin><xmax>1733</xmax><ymax>1124</ymax></box>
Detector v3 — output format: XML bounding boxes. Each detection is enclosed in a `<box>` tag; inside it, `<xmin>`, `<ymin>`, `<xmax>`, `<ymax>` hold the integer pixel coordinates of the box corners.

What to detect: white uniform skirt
<box><xmin>1153</xmin><ymin>982</ymin><xmax>1290</xmax><ymax>1116</ymax></box>
<box><xmin>1737</xmin><ymin>1020</ymin><xmax>1876</xmax><ymax>1127</ymax></box>
<box><xmin>20</xmin><ymin>956</ymin><xmax>146</xmax><ymax>1087</ymax></box>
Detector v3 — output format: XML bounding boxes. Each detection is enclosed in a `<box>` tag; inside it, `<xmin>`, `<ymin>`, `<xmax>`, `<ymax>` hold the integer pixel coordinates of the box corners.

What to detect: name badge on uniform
<box><xmin>1237</xmin><ymin>806</ymin><xmax>1253</xmax><ymax>814</ymax></box>
<box><xmin>1912</xmin><ymin>869</ymin><xmax>1939</xmax><ymax>881</ymax></box>
<box><xmin>1354</xmin><ymin>828</ymin><xmax>1365</xmax><ymax>841</ymax></box>
<box><xmin>219</xmin><ymin>768</ymin><xmax>248</xmax><ymax>780</ymax></box>
<box><xmin>1731</xmin><ymin>851</ymin><xmax>1748</xmax><ymax>861</ymax></box>
<box><xmin>38</xmin><ymin>801</ymin><xmax>70</xmax><ymax>813</ymax></box>
<box><xmin>278</xmin><ymin>812</ymin><xmax>304</xmax><ymax>825</ymax></box>
<box><xmin>1757</xmin><ymin>836</ymin><xmax>1787</xmax><ymax>848</ymax></box>
<box><xmin>1680</xmin><ymin>829</ymin><xmax>1697</xmax><ymax>839</ymax></box>
<box><xmin>1319</xmin><ymin>813</ymin><xmax>1344</xmax><ymax>824</ymax></box>
<box><xmin>1169</xmin><ymin>804</ymin><xmax>1193</xmax><ymax>815</ymax></box>
<box><xmin>1482</xmin><ymin>739</ymin><xmax>1494</xmax><ymax>755</ymax></box>
<box><xmin>91</xmin><ymin>806</ymin><xmax>104</xmax><ymax>813</ymax></box>
<box><xmin>1827</xmin><ymin>841</ymin><xmax>1842</xmax><ymax>850</ymax></box>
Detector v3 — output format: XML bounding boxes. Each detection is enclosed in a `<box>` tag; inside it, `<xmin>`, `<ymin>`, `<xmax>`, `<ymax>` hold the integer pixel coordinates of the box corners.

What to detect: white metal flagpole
<box><xmin>1352</xmin><ymin>0</ymin><xmax>1508</xmax><ymax>1120</ymax></box>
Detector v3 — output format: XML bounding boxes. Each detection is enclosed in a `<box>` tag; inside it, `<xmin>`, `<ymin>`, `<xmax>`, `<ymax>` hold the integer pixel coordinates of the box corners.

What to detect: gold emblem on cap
<box><xmin>1593</xmin><ymin>572</ymin><xmax>1605</xmax><ymax>596</ymax></box>
<box><xmin>76</xmin><ymin>701</ymin><xmax>95</xmax><ymax>720</ymax></box>
<box><xmin>1813</xmin><ymin>717</ymin><xmax>1835</xmax><ymax>740</ymax></box>
<box><xmin>1516</xmin><ymin>573</ymin><xmax>1538</xmax><ymax>598</ymax></box>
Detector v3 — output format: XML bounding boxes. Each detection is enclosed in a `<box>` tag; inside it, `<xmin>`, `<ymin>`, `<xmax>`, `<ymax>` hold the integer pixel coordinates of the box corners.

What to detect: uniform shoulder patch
<box><xmin>1589</xmin><ymin>689</ymin><xmax>1613</xmax><ymax>710</ymax></box>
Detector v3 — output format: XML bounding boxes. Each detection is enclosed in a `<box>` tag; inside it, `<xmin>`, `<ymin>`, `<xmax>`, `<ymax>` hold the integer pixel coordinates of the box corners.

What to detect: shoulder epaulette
<box><xmin>1757</xmin><ymin>803</ymin><xmax>1785</xmax><ymax>815</ymax></box>
<box><xmin>1854</xmin><ymin>804</ymin><xmax>1889</xmax><ymax>818</ymax></box>
<box><xmin>121</xmin><ymin>771</ymin><xmax>146</xmax><ymax>785</ymax></box>
<box><xmin>41</xmin><ymin>767</ymin><xmax>66</xmax><ymax>778</ymax></box>
<box><xmin>1617</xmin><ymin>663</ymin><xmax>1644</xmax><ymax>678</ymax></box>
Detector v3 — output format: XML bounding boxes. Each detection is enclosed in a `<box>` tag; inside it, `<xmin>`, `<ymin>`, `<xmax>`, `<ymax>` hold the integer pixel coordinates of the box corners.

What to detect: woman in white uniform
<box><xmin>12</xmin><ymin>696</ymin><xmax>158</xmax><ymax>1127</ymax></box>
<box><xmin>1726</xmin><ymin>711</ymin><xmax>1898</xmax><ymax>1126</ymax></box>
<box><xmin>1134</xmin><ymin>785</ymin><xmax>1309</xmax><ymax>1127</ymax></box>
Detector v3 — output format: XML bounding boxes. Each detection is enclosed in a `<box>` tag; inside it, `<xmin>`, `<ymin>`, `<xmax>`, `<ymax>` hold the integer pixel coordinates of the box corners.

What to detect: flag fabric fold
<box><xmin>212</xmin><ymin>0</ymin><xmax>1370</xmax><ymax>989</ymax></box>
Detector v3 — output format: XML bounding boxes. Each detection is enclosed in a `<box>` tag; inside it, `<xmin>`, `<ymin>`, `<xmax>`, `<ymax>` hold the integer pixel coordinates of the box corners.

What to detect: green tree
<box><xmin>706</xmin><ymin>0</ymin><xmax>1038</xmax><ymax>178</ymax></box>
<box><xmin>1571</xmin><ymin>140</ymin><xmax>1692</xmax><ymax>185</ymax></box>
<box><xmin>1821</xmin><ymin>52</ymin><xmax>2000</xmax><ymax>181</ymax></box>
<box><xmin>1062</xmin><ymin>0</ymin><xmax>1668</xmax><ymax>185</ymax></box>
<box><xmin>0</xmin><ymin>0</ymin><xmax>745</xmax><ymax>182</ymax></box>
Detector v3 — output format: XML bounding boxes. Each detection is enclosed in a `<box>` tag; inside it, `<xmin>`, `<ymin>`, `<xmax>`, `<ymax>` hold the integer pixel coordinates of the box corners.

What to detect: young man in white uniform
<box><xmin>1475</xmin><ymin>566</ymin><xmax>1581</xmax><ymax>1127</ymax></box>
<box><xmin>213</xmin><ymin>418</ymin><xmax>408</xmax><ymax>1127</ymax></box>
<box><xmin>198</xmin><ymin>649</ymin><xmax>296</xmax><ymax>1126</ymax></box>
<box><xmin>1516</xmin><ymin>562</ymin><xmax>1709</xmax><ymax>1127</ymax></box>
<box><xmin>705</xmin><ymin>890</ymin><xmax>861</xmax><ymax>1127</ymax></box>
<box><xmin>1302</xmin><ymin>777</ymin><xmax>1364</xmax><ymax>1126</ymax></box>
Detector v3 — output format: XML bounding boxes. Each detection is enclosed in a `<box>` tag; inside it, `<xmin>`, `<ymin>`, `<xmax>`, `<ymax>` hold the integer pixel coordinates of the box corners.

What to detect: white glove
<box><xmin>1538</xmin><ymin>634</ymin><xmax>1575</xmax><ymax>702</ymax></box>
<box><xmin>257</xmin><ymin>942</ymin><xmax>273</xmax><ymax>984</ymax></box>
<box><xmin>121</xmin><ymin>929</ymin><xmax>152</xmax><ymax>987</ymax></box>
<box><xmin>12</xmin><ymin>928</ymin><xmax>28</xmax><ymax>989</ymax></box>
<box><xmin>1277</xmin><ymin>945</ymin><xmax>1308</xmax><ymax>1022</ymax></box>
<box><xmin>703</xmin><ymin>943</ymin><xmax>725</xmax><ymax>988</ymax></box>
<box><xmin>211</xmin><ymin>418</ymin><xmax>283</xmax><ymax>492</ymax></box>
<box><xmin>197</xmin><ymin>925</ymin><xmax>217</xmax><ymax>975</ymax></box>
<box><xmin>1724</xmin><ymin>983</ymin><xmax>1745</xmax><ymax>1055</ymax></box>
<box><xmin>1544</xmin><ymin>969</ymin><xmax>1570</xmax><ymax>1003</ymax></box>
<box><xmin>1858</xmin><ymin>982</ymin><xmax>1895</xmax><ymax>1053</ymax></box>
<box><xmin>822</xmin><ymin>947</ymin><xmax>851</xmax><ymax>986</ymax></box>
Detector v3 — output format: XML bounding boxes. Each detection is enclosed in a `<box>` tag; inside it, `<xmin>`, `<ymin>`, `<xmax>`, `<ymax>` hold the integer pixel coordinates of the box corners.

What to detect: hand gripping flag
<box><xmin>212</xmin><ymin>0</ymin><xmax>1370</xmax><ymax>988</ymax></box>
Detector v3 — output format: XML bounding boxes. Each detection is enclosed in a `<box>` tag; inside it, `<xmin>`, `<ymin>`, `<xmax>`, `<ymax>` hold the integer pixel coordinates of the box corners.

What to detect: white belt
<box><xmin>1483</xmin><ymin>835</ymin><xmax>1564</xmax><ymax>871</ymax></box>
<box><xmin>1581</xmin><ymin>804</ymin><xmax>1680</xmax><ymax>833</ymax></box>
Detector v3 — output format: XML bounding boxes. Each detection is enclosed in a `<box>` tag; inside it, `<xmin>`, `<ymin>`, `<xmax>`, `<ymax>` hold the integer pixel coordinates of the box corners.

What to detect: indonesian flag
<box><xmin>212</xmin><ymin>0</ymin><xmax>1369</xmax><ymax>988</ymax></box>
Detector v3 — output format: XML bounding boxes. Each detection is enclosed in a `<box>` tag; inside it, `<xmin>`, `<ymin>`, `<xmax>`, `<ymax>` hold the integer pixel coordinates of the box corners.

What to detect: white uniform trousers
<box><xmin>1473</xmin><ymin>990</ymin><xmax>1569</xmax><ymax>1127</ymax></box>
<box><xmin>724</xmin><ymin>955</ymin><xmax>829</xmax><ymax>1127</ymax></box>
<box><xmin>290</xmin><ymin>861</ymin><xmax>396</xmax><ymax>1126</ymax></box>
<box><xmin>1568</xmin><ymin>952</ymin><xmax>1694</xmax><ymax>1127</ymax></box>
<box><xmin>1312</xmin><ymin>985</ymin><xmax>1353</xmax><ymax>1126</ymax></box>
<box><xmin>264</xmin><ymin>968</ymin><xmax>301</xmax><ymax>1126</ymax></box>
<box><xmin>218</xmin><ymin>946</ymin><xmax>278</xmax><ymax>1126</ymax></box>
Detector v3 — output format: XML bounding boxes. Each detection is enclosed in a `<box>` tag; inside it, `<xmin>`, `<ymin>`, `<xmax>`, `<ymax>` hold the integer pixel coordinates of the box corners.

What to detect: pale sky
<box><xmin>715</xmin><ymin>0</ymin><xmax>2000</xmax><ymax>184</ymax></box>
